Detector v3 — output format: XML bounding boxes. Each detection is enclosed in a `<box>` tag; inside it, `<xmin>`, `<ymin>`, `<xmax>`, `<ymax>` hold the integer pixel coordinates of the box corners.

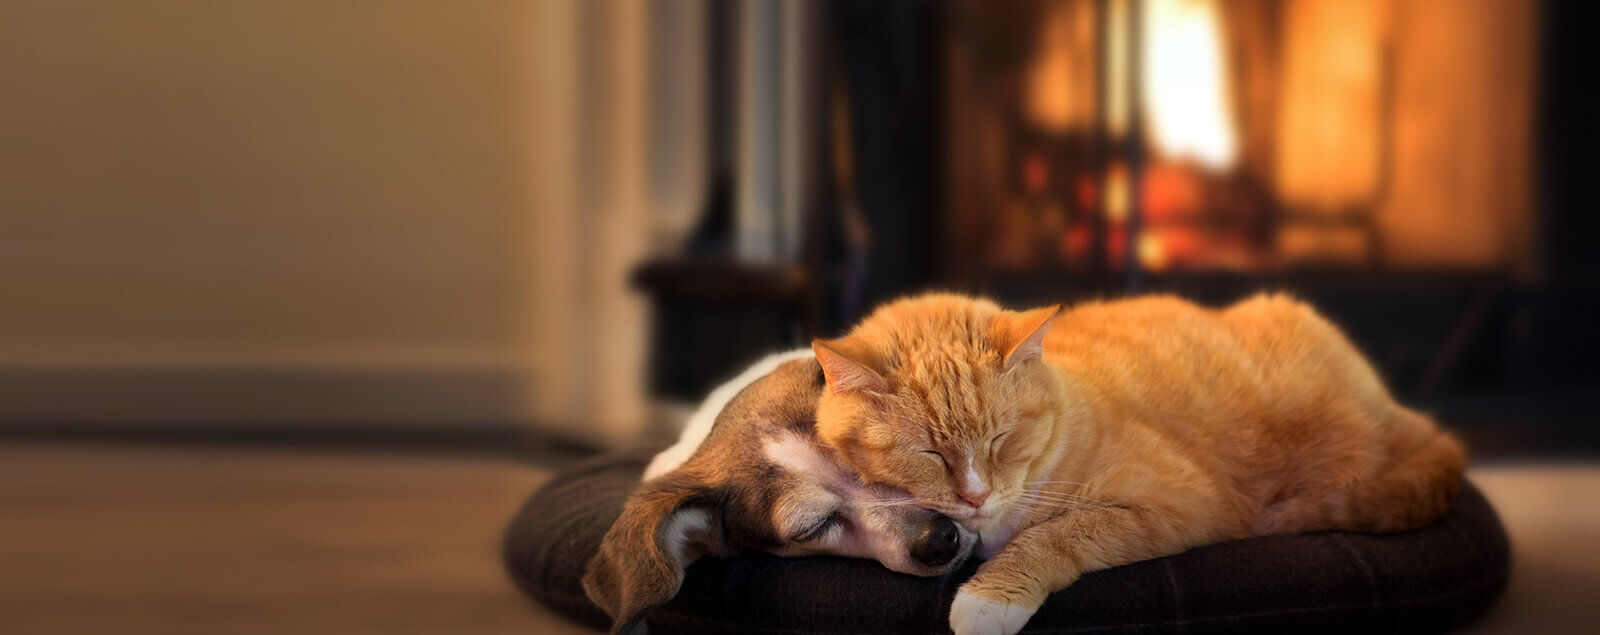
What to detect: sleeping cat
<box><xmin>811</xmin><ymin>293</ymin><xmax>1465</xmax><ymax>635</ymax></box>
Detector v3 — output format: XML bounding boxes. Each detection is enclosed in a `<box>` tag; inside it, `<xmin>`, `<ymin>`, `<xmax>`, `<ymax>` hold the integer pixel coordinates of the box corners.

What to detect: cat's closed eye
<box><xmin>989</xmin><ymin>431</ymin><xmax>1011</xmax><ymax>456</ymax></box>
<box><xmin>921</xmin><ymin>450</ymin><xmax>949</xmax><ymax>471</ymax></box>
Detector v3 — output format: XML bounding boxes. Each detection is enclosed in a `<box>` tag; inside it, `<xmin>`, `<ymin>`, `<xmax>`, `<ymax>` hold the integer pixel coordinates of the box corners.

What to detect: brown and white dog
<box><xmin>583</xmin><ymin>350</ymin><xmax>979</xmax><ymax>633</ymax></box>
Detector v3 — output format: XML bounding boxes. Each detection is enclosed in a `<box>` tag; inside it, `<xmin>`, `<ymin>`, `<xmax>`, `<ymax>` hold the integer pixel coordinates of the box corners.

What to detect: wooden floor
<box><xmin>1</xmin><ymin>441</ymin><xmax>1595</xmax><ymax>634</ymax></box>
<box><xmin>1458</xmin><ymin>462</ymin><xmax>1600</xmax><ymax>635</ymax></box>
<box><xmin>0</xmin><ymin>441</ymin><xmax>591</xmax><ymax>635</ymax></box>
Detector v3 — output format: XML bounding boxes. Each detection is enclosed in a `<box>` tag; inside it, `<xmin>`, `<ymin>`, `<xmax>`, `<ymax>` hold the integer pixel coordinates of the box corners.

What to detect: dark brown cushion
<box><xmin>504</xmin><ymin>447</ymin><xmax>1509</xmax><ymax>634</ymax></box>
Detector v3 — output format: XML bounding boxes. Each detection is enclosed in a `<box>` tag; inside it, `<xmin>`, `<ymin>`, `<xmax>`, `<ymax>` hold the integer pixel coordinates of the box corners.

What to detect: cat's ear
<box><xmin>583</xmin><ymin>479</ymin><xmax>723</xmax><ymax>634</ymax></box>
<box><xmin>813</xmin><ymin>338</ymin><xmax>888</xmax><ymax>394</ymax></box>
<box><xmin>990</xmin><ymin>306</ymin><xmax>1061</xmax><ymax>372</ymax></box>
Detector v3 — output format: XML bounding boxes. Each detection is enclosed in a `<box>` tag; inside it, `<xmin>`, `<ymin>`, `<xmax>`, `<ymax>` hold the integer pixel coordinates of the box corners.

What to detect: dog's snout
<box><xmin>910</xmin><ymin>515</ymin><xmax>961</xmax><ymax>567</ymax></box>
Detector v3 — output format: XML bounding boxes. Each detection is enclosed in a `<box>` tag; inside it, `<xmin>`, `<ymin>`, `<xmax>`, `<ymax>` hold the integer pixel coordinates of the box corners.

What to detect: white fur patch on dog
<box><xmin>949</xmin><ymin>588</ymin><xmax>1038</xmax><ymax>635</ymax></box>
<box><xmin>660</xmin><ymin>507</ymin><xmax>713</xmax><ymax>568</ymax></box>
<box><xmin>763</xmin><ymin>429</ymin><xmax>834</xmax><ymax>477</ymax></box>
<box><xmin>644</xmin><ymin>348</ymin><xmax>814</xmax><ymax>480</ymax></box>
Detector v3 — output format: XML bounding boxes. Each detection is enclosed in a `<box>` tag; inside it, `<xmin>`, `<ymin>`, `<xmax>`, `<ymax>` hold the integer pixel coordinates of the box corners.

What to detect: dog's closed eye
<box><xmin>792</xmin><ymin>510</ymin><xmax>843</xmax><ymax>542</ymax></box>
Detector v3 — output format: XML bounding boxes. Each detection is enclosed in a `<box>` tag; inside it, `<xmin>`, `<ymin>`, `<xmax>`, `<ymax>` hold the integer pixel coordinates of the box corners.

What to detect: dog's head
<box><xmin>582</xmin><ymin>354</ymin><xmax>978</xmax><ymax>634</ymax></box>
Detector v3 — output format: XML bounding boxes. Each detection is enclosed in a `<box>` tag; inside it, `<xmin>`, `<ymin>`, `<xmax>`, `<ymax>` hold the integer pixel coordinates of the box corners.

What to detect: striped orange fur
<box><xmin>812</xmin><ymin>293</ymin><xmax>1465</xmax><ymax>635</ymax></box>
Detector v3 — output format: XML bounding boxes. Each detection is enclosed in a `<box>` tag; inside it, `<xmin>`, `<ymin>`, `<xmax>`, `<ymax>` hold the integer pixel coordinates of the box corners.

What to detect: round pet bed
<box><xmin>505</xmin><ymin>447</ymin><xmax>1509</xmax><ymax>634</ymax></box>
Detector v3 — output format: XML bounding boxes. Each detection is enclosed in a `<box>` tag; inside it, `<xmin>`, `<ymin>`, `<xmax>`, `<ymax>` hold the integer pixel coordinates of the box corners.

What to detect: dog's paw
<box><xmin>949</xmin><ymin>587</ymin><xmax>1038</xmax><ymax>635</ymax></box>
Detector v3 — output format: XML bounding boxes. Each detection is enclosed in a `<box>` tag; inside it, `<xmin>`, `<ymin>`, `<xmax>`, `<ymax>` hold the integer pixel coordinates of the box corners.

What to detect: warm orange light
<box><xmin>1026</xmin><ymin>0</ymin><xmax>1100</xmax><ymax>132</ymax></box>
<box><xmin>1104</xmin><ymin>163</ymin><xmax>1130</xmax><ymax>223</ymax></box>
<box><xmin>1142</xmin><ymin>162</ymin><xmax>1203</xmax><ymax>222</ymax></box>
<box><xmin>1275</xmin><ymin>0</ymin><xmax>1386</xmax><ymax>210</ymax></box>
<box><xmin>1105</xmin><ymin>0</ymin><xmax>1131</xmax><ymax>137</ymax></box>
<box><xmin>1062</xmin><ymin>224</ymin><xmax>1093</xmax><ymax>260</ymax></box>
<box><xmin>1138</xmin><ymin>232</ymin><xmax>1169</xmax><ymax>271</ymax></box>
<box><xmin>1142</xmin><ymin>0</ymin><xmax>1238</xmax><ymax>170</ymax></box>
<box><xmin>1075</xmin><ymin>174</ymin><xmax>1100</xmax><ymax>211</ymax></box>
<box><xmin>1107</xmin><ymin>226</ymin><xmax>1128</xmax><ymax>268</ymax></box>
<box><xmin>1023</xmin><ymin>151</ymin><xmax>1051</xmax><ymax>193</ymax></box>
<box><xmin>1036</xmin><ymin>0</ymin><xmax>1238</xmax><ymax>171</ymax></box>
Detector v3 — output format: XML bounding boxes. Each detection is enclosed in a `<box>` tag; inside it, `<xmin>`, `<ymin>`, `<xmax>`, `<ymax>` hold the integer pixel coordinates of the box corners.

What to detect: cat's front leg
<box><xmin>949</xmin><ymin>581</ymin><xmax>1043</xmax><ymax>635</ymax></box>
<box><xmin>948</xmin><ymin>539</ymin><xmax>1055</xmax><ymax>635</ymax></box>
<box><xmin>949</xmin><ymin>496</ymin><xmax>1229</xmax><ymax>635</ymax></box>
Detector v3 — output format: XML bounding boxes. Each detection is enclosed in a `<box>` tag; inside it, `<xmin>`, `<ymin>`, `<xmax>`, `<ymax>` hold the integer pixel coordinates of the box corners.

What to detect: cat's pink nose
<box><xmin>957</xmin><ymin>465</ymin><xmax>991</xmax><ymax>509</ymax></box>
<box><xmin>958</xmin><ymin>487</ymin><xmax>989</xmax><ymax>509</ymax></box>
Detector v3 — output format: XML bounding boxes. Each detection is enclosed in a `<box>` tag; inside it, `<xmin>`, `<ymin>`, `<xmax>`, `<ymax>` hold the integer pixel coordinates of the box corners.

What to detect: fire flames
<box><xmin>1139</xmin><ymin>0</ymin><xmax>1238</xmax><ymax>171</ymax></box>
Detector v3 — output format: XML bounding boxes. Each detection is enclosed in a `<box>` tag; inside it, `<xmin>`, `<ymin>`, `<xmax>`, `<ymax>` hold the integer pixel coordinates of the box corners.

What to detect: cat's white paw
<box><xmin>949</xmin><ymin>587</ymin><xmax>1038</xmax><ymax>635</ymax></box>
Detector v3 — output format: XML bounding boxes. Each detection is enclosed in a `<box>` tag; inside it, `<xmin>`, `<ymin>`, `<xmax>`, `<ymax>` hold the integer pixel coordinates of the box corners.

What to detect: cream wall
<box><xmin>0</xmin><ymin>0</ymin><xmax>652</xmax><ymax>444</ymax></box>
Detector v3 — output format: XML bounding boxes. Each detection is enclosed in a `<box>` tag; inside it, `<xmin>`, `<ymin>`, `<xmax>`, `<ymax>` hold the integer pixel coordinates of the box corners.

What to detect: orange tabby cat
<box><xmin>812</xmin><ymin>293</ymin><xmax>1465</xmax><ymax>635</ymax></box>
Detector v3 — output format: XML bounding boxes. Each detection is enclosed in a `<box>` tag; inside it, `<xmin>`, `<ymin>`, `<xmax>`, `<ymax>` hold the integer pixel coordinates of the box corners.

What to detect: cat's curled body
<box><xmin>812</xmin><ymin>293</ymin><xmax>1465</xmax><ymax>635</ymax></box>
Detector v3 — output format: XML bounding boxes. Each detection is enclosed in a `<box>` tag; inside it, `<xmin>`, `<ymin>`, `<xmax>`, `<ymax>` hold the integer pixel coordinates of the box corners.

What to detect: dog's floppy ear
<box><xmin>583</xmin><ymin>478</ymin><xmax>722</xmax><ymax>635</ymax></box>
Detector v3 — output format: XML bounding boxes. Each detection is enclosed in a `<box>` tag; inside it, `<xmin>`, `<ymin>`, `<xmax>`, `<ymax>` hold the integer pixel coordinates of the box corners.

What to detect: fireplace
<box><xmin>943</xmin><ymin>0</ymin><xmax>1534</xmax><ymax>283</ymax></box>
<box><xmin>638</xmin><ymin>0</ymin><xmax>1597</xmax><ymax>437</ymax></box>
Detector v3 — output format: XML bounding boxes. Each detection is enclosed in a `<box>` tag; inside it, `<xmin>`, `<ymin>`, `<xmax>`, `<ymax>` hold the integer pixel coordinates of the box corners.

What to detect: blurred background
<box><xmin>1</xmin><ymin>1</ymin><xmax>1595</xmax><ymax>634</ymax></box>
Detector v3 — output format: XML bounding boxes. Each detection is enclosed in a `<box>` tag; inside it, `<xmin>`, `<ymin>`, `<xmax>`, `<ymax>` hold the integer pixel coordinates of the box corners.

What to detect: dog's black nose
<box><xmin>911</xmin><ymin>515</ymin><xmax>961</xmax><ymax>567</ymax></box>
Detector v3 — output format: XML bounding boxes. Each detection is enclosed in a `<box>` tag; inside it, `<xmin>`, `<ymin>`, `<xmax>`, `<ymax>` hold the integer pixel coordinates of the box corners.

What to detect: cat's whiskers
<box><xmin>853</xmin><ymin>500</ymin><xmax>918</xmax><ymax>509</ymax></box>
<box><xmin>1014</xmin><ymin>490</ymin><xmax>1118</xmax><ymax>509</ymax></box>
<box><xmin>1017</xmin><ymin>492</ymin><xmax>1120</xmax><ymax>511</ymax></box>
<box><xmin>1017</xmin><ymin>492</ymin><xmax>1120</xmax><ymax>508</ymax></box>
<box><xmin>1024</xmin><ymin>480</ymin><xmax>1113</xmax><ymax>497</ymax></box>
<box><xmin>848</xmin><ymin>496</ymin><xmax>922</xmax><ymax>511</ymax></box>
<box><xmin>1016</xmin><ymin>493</ymin><xmax>1115</xmax><ymax>508</ymax></box>
<box><xmin>1017</xmin><ymin>489</ymin><xmax>1112</xmax><ymax>504</ymax></box>
<box><xmin>1019</xmin><ymin>484</ymin><xmax>1113</xmax><ymax>500</ymax></box>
